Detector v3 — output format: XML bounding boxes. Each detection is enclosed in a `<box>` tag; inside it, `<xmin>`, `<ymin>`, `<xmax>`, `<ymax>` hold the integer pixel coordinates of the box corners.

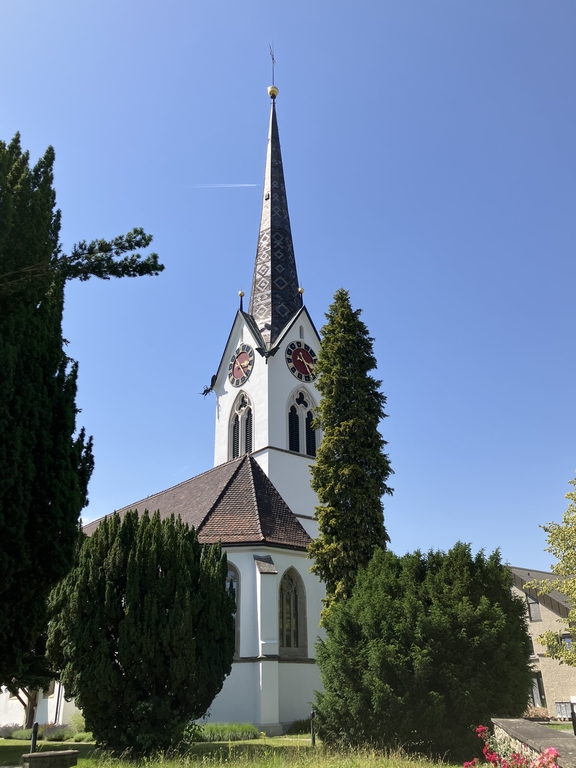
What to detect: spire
<box><xmin>248</xmin><ymin>87</ymin><xmax>302</xmax><ymax>345</ymax></box>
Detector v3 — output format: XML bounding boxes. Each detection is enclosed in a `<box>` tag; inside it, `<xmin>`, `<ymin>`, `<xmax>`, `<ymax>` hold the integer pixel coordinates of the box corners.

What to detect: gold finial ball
<box><xmin>268</xmin><ymin>85</ymin><xmax>279</xmax><ymax>99</ymax></box>
<box><xmin>238</xmin><ymin>290</ymin><xmax>245</xmax><ymax>298</ymax></box>
<box><xmin>298</xmin><ymin>286</ymin><xmax>305</xmax><ymax>295</ymax></box>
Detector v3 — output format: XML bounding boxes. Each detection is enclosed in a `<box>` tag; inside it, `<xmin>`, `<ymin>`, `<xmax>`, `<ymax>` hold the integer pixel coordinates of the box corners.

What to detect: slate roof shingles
<box><xmin>83</xmin><ymin>455</ymin><xmax>311</xmax><ymax>550</ymax></box>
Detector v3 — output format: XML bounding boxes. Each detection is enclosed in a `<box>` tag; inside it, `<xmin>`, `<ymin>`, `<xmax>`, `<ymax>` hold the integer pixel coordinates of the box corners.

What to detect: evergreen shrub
<box><xmin>47</xmin><ymin>510</ymin><xmax>235</xmax><ymax>755</ymax></box>
<box><xmin>315</xmin><ymin>544</ymin><xmax>532</xmax><ymax>760</ymax></box>
<box><xmin>285</xmin><ymin>719</ymin><xmax>311</xmax><ymax>735</ymax></box>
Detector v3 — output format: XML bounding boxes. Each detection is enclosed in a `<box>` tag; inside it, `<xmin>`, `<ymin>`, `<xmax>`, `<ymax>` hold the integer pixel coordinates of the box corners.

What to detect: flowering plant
<box><xmin>464</xmin><ymin>725</ymin><xmax>559</xmax><ymax>768</ymax></box>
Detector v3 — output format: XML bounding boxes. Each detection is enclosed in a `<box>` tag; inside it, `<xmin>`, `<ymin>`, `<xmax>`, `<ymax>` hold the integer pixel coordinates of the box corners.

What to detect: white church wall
<box><xmin>256</xmin><ymin>661</ymin><xmax>280</xmax><ymax>731</ymax></box>
<box><xmin>226</xmin><ymin>549</ymin><xmax>260</xmax><ymax>657</ymax></box>
<box><xmin>256</xmin><ymin>449</ymin><xmax>318</xmax><ymax>537</ymax></box>
<box><xmin>278</xmin><ymin>662</ymin><xmax>322</xmax><ymax>725</ymax></box>
<box><xmin>60</xmin><ymin>697</ymin><xmax>81</xmax><ymax>726</ymax></box>
<box><xmin>206</xmin><ymin>663</ymin><xmax>258</xmax><ymax>724</ymax></box>
<box><xmin>213</xmin><ymin>320</ymin><xmax>268</xmax><ymax>467</ymax></box>
<box><xmin>0</xmin><ymin>689</ymin><xmax>25</xmax><ymax>726</ymax></box>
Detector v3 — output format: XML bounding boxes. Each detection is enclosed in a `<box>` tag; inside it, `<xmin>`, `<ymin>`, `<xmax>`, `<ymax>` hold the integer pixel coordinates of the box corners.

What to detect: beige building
<box><xmin>511</xmin><ymin>567</ymin><xmax>576</xmax><ymax>718</ymax></box>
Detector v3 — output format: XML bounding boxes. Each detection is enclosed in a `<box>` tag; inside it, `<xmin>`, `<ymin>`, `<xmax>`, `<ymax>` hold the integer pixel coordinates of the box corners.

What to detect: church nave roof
<box><xmin>83</xmin><ymin>454</ymin><xmax>311</xmax><ymax>551</ymax></box>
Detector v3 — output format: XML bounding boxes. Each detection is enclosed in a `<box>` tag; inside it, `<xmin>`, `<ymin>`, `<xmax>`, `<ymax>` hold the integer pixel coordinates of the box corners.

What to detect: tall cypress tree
<box><xmin>47</xmin><ymin>511</ymin><xmax>235</xmax><ymax>754</ymax></box>
<box><xmin>308</xmin><ymin>288</ymin><xmax>393</xmax><ymax>609</ymax></box>
<box><xmin>0</xmin><ymin>134</ymin><xmax>163</xmax><ymax>689</ymax></box>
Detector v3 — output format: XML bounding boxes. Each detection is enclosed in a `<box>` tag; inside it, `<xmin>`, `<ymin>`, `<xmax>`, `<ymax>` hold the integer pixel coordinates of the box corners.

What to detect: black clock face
<box><xmin>285</xmin><ymin>341</ymin><xmax>318</xmax><ymax>382</ymax></box>
<box><xmin>228</xmin><ymin>344</ymin><xmax>255</xmax><ymax>387</ymax></box>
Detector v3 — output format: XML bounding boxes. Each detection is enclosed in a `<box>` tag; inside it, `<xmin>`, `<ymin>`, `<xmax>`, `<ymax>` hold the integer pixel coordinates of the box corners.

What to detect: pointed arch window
<box><xmin>230</xmin><ymin>393</ymin><xmax>253</xmax><ymax>459</ymax></box>
<box><xmin>279</xmin><ymin>568</ymin><xmax>307</xmax><ymax>658</ymax></box>
<box><xmin>287</xmin><ymin>390</ymin><xmax>318</xmax><ymax>457</ymax></box>
<box><xmin>226</xmin><ymin>563</ymin><xmax>240</xmax><ymax>657</ymax></box>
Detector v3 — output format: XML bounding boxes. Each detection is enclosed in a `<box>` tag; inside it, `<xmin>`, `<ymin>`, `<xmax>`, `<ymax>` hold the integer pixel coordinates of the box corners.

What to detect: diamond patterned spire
<box><xmin>248</xmin><ymin>96</ymin><xmax>302</xmax><ymax>345</ymax></box>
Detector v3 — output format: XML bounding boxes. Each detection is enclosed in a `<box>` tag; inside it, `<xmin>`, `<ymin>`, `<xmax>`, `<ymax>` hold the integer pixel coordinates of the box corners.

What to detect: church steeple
<box><xmin>248</xmin><ymin>87</ymin><xmax>302</xmax><ymax>345</ymax></box>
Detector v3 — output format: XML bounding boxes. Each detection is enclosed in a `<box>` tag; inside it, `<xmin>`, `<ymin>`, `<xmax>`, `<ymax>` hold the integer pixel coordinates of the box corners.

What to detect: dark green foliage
<box><xmin>285</xmin><ymin>718</ymin><xmax>311</xmax><ymax>736</ymax></box>
<box><xmin>0</xmin><ymin>134</ymin><xmax>163</xmax><ymax>690</ymax></box>
<box><xmin>47</xmin><ymin>510</ymin><xmax>235</xmax><ymax>755</ymax></box>
<box><xmin>309</xmin><ymin>289</ymin><xmax>393</xmax><ymax>608</ymax></box>
<box><xmin>314</xmin><ymin>544</ymin><xmax>532</xmax><ymax>760</ymax></box>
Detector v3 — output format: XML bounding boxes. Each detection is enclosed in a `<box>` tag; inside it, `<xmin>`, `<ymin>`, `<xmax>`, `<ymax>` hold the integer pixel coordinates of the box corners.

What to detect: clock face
<box><xmin>285</xmin><ymin>341</ymin><xmax>318</xmax><ymax>382</ymax></box>
<box><xmin>228</xmin><ymin>344</ymin><xmax>255</xmax><ymax>387</ymax></box>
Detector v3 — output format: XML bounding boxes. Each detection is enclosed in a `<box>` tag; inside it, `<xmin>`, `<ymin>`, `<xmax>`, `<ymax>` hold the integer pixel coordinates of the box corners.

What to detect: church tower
<box><xmin>213</xmin><ymin>86</ymin><xmax>321</xmax><ymax>540</ymax></box>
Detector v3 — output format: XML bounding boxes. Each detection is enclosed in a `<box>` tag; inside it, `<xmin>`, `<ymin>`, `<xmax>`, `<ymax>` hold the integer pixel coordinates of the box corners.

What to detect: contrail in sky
<box><xmin>189</xmin><ymin>183</ymin><xmax>258</xmax><ymax>188</ymax></box>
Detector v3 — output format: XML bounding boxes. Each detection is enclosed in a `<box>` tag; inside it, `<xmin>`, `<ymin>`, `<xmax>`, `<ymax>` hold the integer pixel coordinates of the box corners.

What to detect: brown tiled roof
<box><xmin>83</xmin><ymin>455</ymin><xmax>311</xmax><ymax>550</ymax></box>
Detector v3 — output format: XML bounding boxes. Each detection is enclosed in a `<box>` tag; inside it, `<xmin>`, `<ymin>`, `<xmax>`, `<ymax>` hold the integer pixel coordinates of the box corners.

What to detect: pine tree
<box><xmin>314</xmin><ymin>544</ymin><xmax>533</xmax><ymax>759</ymax></box>
<box><xmin>47</xmin><ymin>511</ymin><xmax>235</xmax><ymax>754</ymax></box>
<box><xmin>0</xmin><ymin>134</ymin><xmax>163</xmax><ymax>689</ymax></box>
<box><xmin>308</xmin><ymin>288</ymin><xmax>393</xmax><ymax>608</ymax></box>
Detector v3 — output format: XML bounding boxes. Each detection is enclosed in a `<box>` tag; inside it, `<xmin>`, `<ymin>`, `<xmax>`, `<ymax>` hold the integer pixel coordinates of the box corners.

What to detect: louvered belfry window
<box><xmin>288</xmin><ymin>405</ymin><xmax>300</xmax><ymax>452</ymax></box>
<box><xmin>245</xmin><ymin>408</ymin><xmax>253</xmax><ymax>454</ymax></box>
<box><xmin>305</xmin><ymin>410</ymin><xmax>316</xmax><ymax>457</ymax></box>
<box><xmin>232</xmin><ymin>414</ymin><xmax>240</xmax><ymax>458</ymax></box>
<box><xmin>230</xmin><ymin>393</ymin><xmax>253</xmax><ymax>459</ymax></box>
<box><xmin>288</xmin><ymin>389</ymin><xmax>318</xmax><ymax>457</ymax></box>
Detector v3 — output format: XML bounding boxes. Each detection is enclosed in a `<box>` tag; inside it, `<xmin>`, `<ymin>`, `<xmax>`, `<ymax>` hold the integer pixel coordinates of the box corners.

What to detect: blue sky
<box><xmin>1</xmin><ymin>0</ymin><xmax>575</xmax><ymax>570</ymax></box>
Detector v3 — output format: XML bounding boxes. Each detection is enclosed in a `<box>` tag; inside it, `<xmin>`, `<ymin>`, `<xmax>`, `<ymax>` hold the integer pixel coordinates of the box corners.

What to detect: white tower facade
<box><xmin>212</xmin><ymin>90</ymin><xmax>322</xmax><ymax>540</ymax></box>
<box><xmin>205</xmin><ymin>88</ymin><xmax>325</xmax><ymax>732</ymax></box>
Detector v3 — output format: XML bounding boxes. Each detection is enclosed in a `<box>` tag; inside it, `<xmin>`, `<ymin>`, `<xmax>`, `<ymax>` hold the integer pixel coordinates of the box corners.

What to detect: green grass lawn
<box><xmin>545</xmin><ymin>723</ymin><xmax>574</xmax><ymax>731</ymax></box>
<box><xmin>0</xmin><ymin>737</ymin><xmax>460</xmax><ymax>768</ymax></box>
<box><xmin>0</xmin><ymin>740</ymin><xmax>98</xmax><ymax>767</ymax></box>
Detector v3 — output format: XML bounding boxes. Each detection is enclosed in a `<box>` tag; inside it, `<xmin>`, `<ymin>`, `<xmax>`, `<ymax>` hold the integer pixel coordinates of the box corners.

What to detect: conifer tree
<box><xmin>308</xmin><ymin>288</ymin><xmax>393</xmax><ymax>608</ymax></box>
<box><xmin>0</xmin><ymin>134</ymin><xmax>163</xmax><ymax>689</ymax></box>
<box><xmin>314</xmin><ymin>544</ymin><xmax>532</xmax><ymax>759</ymax></box>
<box><xmin>47</xmin><ymin>511</ymin><xmax>235</xmax><ymax>754</ymax></box>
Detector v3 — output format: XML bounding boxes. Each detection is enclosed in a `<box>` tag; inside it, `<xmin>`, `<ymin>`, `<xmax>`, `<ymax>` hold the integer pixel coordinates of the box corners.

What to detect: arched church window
<box><xmin>306</xmin><ymin>411</ymin><xmax>316</xmax><ymax>456</ymax></box>
<box><xmin>278</xmin><ymin>568</ymin><xmax>307</xmax><ymax>658</ymax></box>
<box><xmin>287</xmin><ymin>389</ymin><xmax>318</xmax><ymax>458</ymax></box>
<box><xmin>288</xmin><ymin>406</ymin><xmax>300</xmax><ymax>453</ymax></box>
<box><xmin>226</xmin><ymin>563</ymin><xmax>240</xmax><ymax>656</ymax></box>
<box><xmin>230</xmin><ymin>393</ymin><xmax>253</xmax><ymax>460</ymax></box>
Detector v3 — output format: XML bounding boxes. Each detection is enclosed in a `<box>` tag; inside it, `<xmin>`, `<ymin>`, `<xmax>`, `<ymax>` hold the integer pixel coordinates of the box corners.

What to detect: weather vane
<box><xmin>269</xmin><ymin>44</ymin><xmax>275</xmax><ymax>86</ymax></box>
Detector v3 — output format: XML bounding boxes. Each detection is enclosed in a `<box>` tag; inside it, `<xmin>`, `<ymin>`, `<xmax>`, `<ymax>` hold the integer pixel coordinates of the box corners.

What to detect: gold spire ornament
<box><xmin>268</xmin><ymin>85</ymin><xmax>279</xmax><ymax>99</ymax></box>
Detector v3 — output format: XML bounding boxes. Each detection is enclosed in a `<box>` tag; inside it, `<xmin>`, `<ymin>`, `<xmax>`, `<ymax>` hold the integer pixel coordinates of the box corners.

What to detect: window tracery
<box><xmin>278</xmin><ymin>568</ymin><xmax>307</xmax><ymax>658</ymax></box>
<box><xmin>287</xmin><ymin>389</ymin><xmax>317</xmax><ymax>457</ymax></box>
<box><xmin>226</xmin><ymin>564</ymin><xmax>240</xmax><ymax>656</ymax></box>
<box><xmin>230</xmin><ymin>393</ymin><xmax>253</xmax><ymax>459</ymax></box>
